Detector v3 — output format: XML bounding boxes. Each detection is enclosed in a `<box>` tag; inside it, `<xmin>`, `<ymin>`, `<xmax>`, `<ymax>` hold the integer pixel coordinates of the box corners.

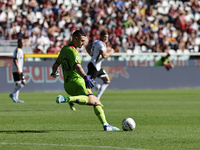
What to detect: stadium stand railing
<box><xmin>0</xmin><ymin>40</ymin><xmax>199</xmax><ymax>62</ymax></box>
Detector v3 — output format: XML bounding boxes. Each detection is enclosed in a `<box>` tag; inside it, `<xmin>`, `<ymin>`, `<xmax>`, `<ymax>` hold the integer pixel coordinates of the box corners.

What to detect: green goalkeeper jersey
<box><xmin>56</xmin><ymin>45</ymin><xmax>82</xmax><ymax>83</ymax></box>
<box><xmin>56</xmin><ymin>44</ymin><xmax>92</xmax><ymax>96</ymax></box>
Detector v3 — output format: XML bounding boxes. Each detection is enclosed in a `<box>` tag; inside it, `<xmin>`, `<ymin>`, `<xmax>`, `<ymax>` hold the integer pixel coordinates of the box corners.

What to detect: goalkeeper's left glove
<box><xmin>83</xmin><ymin>75</ymin><xmax>96</xmax><ymax>89</ymax></box>
<box><xmin>50</xmin><ymin>71</ymin><xmax>60</xmax><ymax>78</ymax></box>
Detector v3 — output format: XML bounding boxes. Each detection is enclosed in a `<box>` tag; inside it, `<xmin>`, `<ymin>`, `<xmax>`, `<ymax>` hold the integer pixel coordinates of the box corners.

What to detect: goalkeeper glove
<box><xmin>50</xmin><ymin>71</ymin><xmax>60</xmax><ymax>78</ymax></box>
<box><xmin>83</xmin><ymin>75</ymin><xmax>96</xmax><ymax>89</ymax></box>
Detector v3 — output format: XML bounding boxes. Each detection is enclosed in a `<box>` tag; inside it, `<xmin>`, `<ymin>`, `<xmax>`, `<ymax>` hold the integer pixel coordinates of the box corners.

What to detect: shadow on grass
<box><xmin>0</xmin><ymin>130</ymin><xmax>50</xmax><ymax>134</ymax></box>
<box><xmin>0</xmin><ymin>110</ymin><xmax>46</xmax><ymax>112</ymax></box>
<box><xmin>0</xmin><ymin>129</ymin><xmax>104</xmax><ymax>134</ymax></box>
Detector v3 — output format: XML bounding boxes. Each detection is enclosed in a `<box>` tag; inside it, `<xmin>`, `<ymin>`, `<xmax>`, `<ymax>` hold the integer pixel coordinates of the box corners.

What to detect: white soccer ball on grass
<box><xmin>121</xmin><ymin>118</ymin><xmax>136</xmax><ymax>131</ymax></box>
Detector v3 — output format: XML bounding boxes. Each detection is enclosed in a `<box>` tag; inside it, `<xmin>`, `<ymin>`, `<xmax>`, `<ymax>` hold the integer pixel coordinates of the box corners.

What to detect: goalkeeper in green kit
<box><xmin>50</xmin><ymin>30</ymin><xmax>119</xmax><ymax>131</ymax></box>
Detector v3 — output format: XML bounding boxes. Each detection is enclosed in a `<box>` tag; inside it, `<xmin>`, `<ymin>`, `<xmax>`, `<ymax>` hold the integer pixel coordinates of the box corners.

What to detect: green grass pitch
<box><xmin>0</xmin><ymin>89</ymin><xmax>200</xmax><ymax>150</ymax></box>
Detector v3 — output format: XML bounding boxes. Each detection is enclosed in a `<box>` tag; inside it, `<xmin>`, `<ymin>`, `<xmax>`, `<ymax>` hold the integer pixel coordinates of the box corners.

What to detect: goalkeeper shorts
<box><xmin>64</xmin><ymin>77</ymin><xmax>93</xmax><ymax>96</ymax></box>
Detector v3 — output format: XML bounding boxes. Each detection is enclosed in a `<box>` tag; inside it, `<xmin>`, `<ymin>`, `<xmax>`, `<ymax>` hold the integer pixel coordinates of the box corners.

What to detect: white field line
<box><xmin>0</xmin><ymin>142</ymin><xmax>149</xmax><ymax>150</ymax></box>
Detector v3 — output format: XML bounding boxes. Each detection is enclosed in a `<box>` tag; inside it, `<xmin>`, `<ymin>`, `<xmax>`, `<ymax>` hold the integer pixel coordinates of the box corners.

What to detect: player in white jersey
<box><xmin>86</xmin><ymin>30</ymin><xmax>114</xmax><ymax>100</ymax></box>
<box><xmin>9</xmin><ymin>38</ymin><xmax>26</xmax><ymax>103</ymax></box>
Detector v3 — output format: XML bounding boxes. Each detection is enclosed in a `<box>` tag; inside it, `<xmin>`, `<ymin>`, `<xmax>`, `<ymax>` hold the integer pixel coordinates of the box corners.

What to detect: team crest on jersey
<box><xmin>76</xmin><ymin>56</ymin><xmax>80</xmax><ymax>63</ymax></box>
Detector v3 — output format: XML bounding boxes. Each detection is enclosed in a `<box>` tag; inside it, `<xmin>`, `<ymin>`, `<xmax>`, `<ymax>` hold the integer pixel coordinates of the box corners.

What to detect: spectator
<box><xmin>27</xmin><ymin>7</ymin><xmax>36</xmax><ymax>25</ymax></box>
<box><xmin>168</xmin><ymin>5</ymin><xmax>179</xmax><ymax>24</ymax></box>
<box><xmin>47</xmin><ymin>41</ymin><xmax>60</xmax><ymax>54</ymax></box>
<box><xmin>0</xmin><ymin>9</ymin><xmax>6</xmax><ymax>28</ymax></box>
<box><xmin>47</xmin><ymin>42</ymin><xmax>56</xmax><ymax>54</ymax></box>
<box><xmin>47</xmin><ymin>22</ymin><xmax>61</xmax><ymax>38</ymax></box>
<box><xmin>28</xmin><ymin>0</ymin><xmax>38</xmax><ymax>14</ymax></box>
<box><xmin>175</xmin><ymin>11</ymin><xmax>190</xmax><ymax>31</ymax></box>
<box><xmin>0</xmin><ymin>0</ymin><xmax>198</xmax><ymax>55</ymax></box>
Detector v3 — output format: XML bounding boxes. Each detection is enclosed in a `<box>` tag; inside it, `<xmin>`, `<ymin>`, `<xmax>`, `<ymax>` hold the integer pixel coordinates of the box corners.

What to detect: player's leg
<box><xmin>10</xmin><ymin>82</ymin><xmax>20</xmax><ymax>102</ymax></box>
<box><xmin>96</xmin><ymin>69</ymin><xmax>110</xmax><ymax>100</ymax></box>
<box><xmin>90</xmin><ymin>96</ymin><xmax>119</xmax><ymax>131</ymax></box>
<box><xmin>58</xmin><ymin>78</ymin><xmax>93</xmax><ymax>104</ymax></box>
<box><xmin>56</xmin><ymin>94</ymin><xmax>119</xmax><ymax>131</ymax></box>
<box><xmin>10</xmin><ymin>73</ymin><xmax>24</xmax><ymax>103</ymax></box>
<box><xmin>87</xmin><ymin>62</ymin><xmax>100</xmax><ymax>90</ymax></box>
<box><xmin>14</xmin><ymin>73</ymin><xmax>26</xmax><ymax>101</ymax></box>
<box><xmin>57</xmin><ymin>95</ymin><xmax>89</xmax><ymax>104</ymax></box>
<box><xmin>56</xmin><ymin>79</ymin><xmax>119</xmax><ymax>131</ymax></box>
<box><xmin>16</xmin><ymin>80</ymin><xmax>26</xmax><ymax>100</ymax></box>
<box><xmin>58</xmin><ymin>78</ymin><xmax>92</xmax><ymax>111</ymax></box>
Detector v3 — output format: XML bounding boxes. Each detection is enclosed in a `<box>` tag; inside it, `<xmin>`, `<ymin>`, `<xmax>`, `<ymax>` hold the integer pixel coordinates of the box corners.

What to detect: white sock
<box><xmin>97</xmin><ymin>82</ymin><xmax>109</xmax><ymax>100</ymax></box>
<box><xmin>12</xmin><ymin>83</ymin><xmax>24</xmax><ymax>96</ymax></box>
<box><xmin>16</xmin><ymin>91</ymin><xmax>19</xmax><ymax>99</ymax></box>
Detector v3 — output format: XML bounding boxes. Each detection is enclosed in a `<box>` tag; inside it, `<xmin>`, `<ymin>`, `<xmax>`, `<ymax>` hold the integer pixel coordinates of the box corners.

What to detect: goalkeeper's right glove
<box><xmin>50</xmin><ymin>71</ymin><xmax>60</xmax><ymax>78</ymax></box>
<box><xmin>83</xmin><ymin>75</ymin><xmax>96</xmax><ymax>89</ymax></box>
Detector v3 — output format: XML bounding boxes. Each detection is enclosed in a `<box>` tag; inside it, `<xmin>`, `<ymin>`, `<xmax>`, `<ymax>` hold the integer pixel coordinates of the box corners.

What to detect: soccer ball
<box><xmin>121</xmin><ymin>118</ymin><xmax>136</xmax><ymax>131</ymax></box>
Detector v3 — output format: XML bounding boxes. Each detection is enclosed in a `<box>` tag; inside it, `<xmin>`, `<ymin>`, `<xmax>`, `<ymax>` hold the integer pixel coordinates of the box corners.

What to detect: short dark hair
<box><xmin>72</xmin><ymin>30</ymin><xmax>86</xmax><ymax>39</ymax></box>
<box><xmin>100</xmin><ymin>30</ymin><xmax>108</xmax><ymax>37</ymax></box>
<box><xmin>18</xmin><ymin>38</ymin><xmax>23</xmax><ymax>48</ymax></box>
<box><xmin>166</xmin><ymin>53</ymin><xmax>170</xmax><ymax>57</ymax></box>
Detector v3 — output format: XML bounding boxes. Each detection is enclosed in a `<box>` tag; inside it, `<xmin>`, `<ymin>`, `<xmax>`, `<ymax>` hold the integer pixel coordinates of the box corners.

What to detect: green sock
<box><xmin>63</xmin><ymin>96</ymin><xmax>70</xmax><ymax>102</ymax></box>
<box><xmin>64</xmin><ymin>95</ymin><xmax>89</xmax><ymax>105</ymax></box>
<box><xmin>94</xmin><ymin>105</ymin><xmax>108</xmax><ymax>125</ymax></box>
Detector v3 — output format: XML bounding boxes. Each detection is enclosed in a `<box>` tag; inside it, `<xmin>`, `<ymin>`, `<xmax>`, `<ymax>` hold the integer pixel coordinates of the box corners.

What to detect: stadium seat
<box><xmin>195</xmin><ymin>13</ymin><xmax>200</xmax><ymax>21</ymax></box>
<box><xmin>169</xmin><ymin>0</ymin><xmax>180</xmax><ymax>9</ymax></box>
<box><xmin>126</xmin><ymin>49</ymin><xmax>133</xmax><ymax>54</ymax></box>
<box><xmin>195</xmin><ymin>37</ymin><xmax>200</xmax><ymax>45</ymax></box>
<box><xmin>177</xmin><ymin>49</ymin><xmax>183</xmax><ymax>54</ymax></box>
<box><xmin>150</xmin><ymin>40</ymin><xmax>156</xmax><ymax>46</ymax></box>
<box><xmin>184</xmin><ymin>49</ymin><xmax>190</xmax><ymax>54</ymax></box>
<box><xmin>15</xmin><ymin>26</ymin><xmax>21</xmax><ymax>33</ymax></box>
<box><xmin>158</xmin><ymin>6</ymin><xmax>170</xmax><ymax>15</ymax></box>
<box><xmin>35</xmin><ymin>58</ymin><xmax>41</xmax><ymax>61</ymax></box>
<box><xmin>76</xmin><ymin>10</ymin><xmax>83</xmax><ymax>18</ymax></box>
<box><xmin>177</xmin><ymin>49</ymin><xmax>185</xmax><ymax>60</ymax></box>
<box><xmin>12</xmin><ymin>4</ymin><xmax>17</xmax><ymax>10</ymax></box>
<box><xmin>148</xmin><ymin>49</ymin><xmax>152</xmax><ymax>53</ymax></box>
<box><xmin>164</xmin><ymin>6</ymin><xmax>170</xmax><ymax>15</ymax></box>
<box><xmin>168</xmin><ymin>49</ymin><xmax>177</xmax><ymax>61</ymax></box>
<box><xmin>169</xmin><ymin>49</ymin><xmax>176</xmax><ymax>54</ymax></box>
<box><xmin>146</xmin><ymin>55</ymin><xmax>154</xmax><ymax>61</ymax></box>
<box><xmin>182</xmin><ymin>49</ymin><xmax>190</xmax><ymax>60</ymax></box>
<box><xmin>194</xmin><ymin>46</ymin><xmax>199</xmax><ymax>52</ymax></box>
<box><xmin>71</xmin><ymin>0</ymin><xmax>81</xmax><ymax>7</ymax></box>
<box><xmin>26</xmin><ymin>57</ymin><xmax>34</xmax><ymax>61</ymax></box>
<box><xmin>162</xmin><ymin>0</ymin><xmax>169</xmax><ymax>7</ymax></box>
<box><xmin>133</xmin><ymin>26</ymin><xmax>139</xmax><ymax>34</ymax></box>
<box><xmin>157</xmin><ymin>6</ymin><xmax>163</xmax><ymax>14</ymax></box>
<box><xmin>16</xmin><ymin>0</ymin><xmax>22</xmax><ymax>6</ymax></box>
<box><xmin>64</xmin><ymin>0</ymin><xmax>72</xmax><ymax>7</ymax></box>
<box><xmin>138</xmin><ymin>55</ymin><xmax>148</xmax><ymax>61</ymax></box>
<box><xmin>36</xmin><ymin>12</ymin><xmax>43</xmax><ymax>20</ymax></box>
<box><xmin>124</xmin><ymin>55</ymin><xmax>131</xmax><ymax>61</ymax></box>
<box><xmin>118</xmin><ymin>55</ymin><xmax>131</xmax><ymax>61</ymax></box>
<box><xmin>134</xmin><ymin>46</ymin><xmax>141</xmax><ymax>54</ymax></box>
<box><xmin>57</xmin><ymin>0</ymin><xmax>64</xmax><ymax>5</ymax></box>
<box><xmin>141</xmin><ymin>45</ymin><xmax>148</xmax><ymax>52</ymax></box>
<box><xmin>117</xmin><ymin>56</ymin><xmax>124</xmax><ymax>61</ymax></box>
<box><xmin>8</xmin><ymin>11</ymin><xmax>15</xmax><ymax>22</ymax></box>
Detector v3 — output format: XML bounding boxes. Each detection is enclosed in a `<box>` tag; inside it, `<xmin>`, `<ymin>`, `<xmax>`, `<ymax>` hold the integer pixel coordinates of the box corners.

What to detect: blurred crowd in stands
<box><xmin>0</xmin><ymin>0</ymin><xmax>200</xmax><ymax>54</ymax></box>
